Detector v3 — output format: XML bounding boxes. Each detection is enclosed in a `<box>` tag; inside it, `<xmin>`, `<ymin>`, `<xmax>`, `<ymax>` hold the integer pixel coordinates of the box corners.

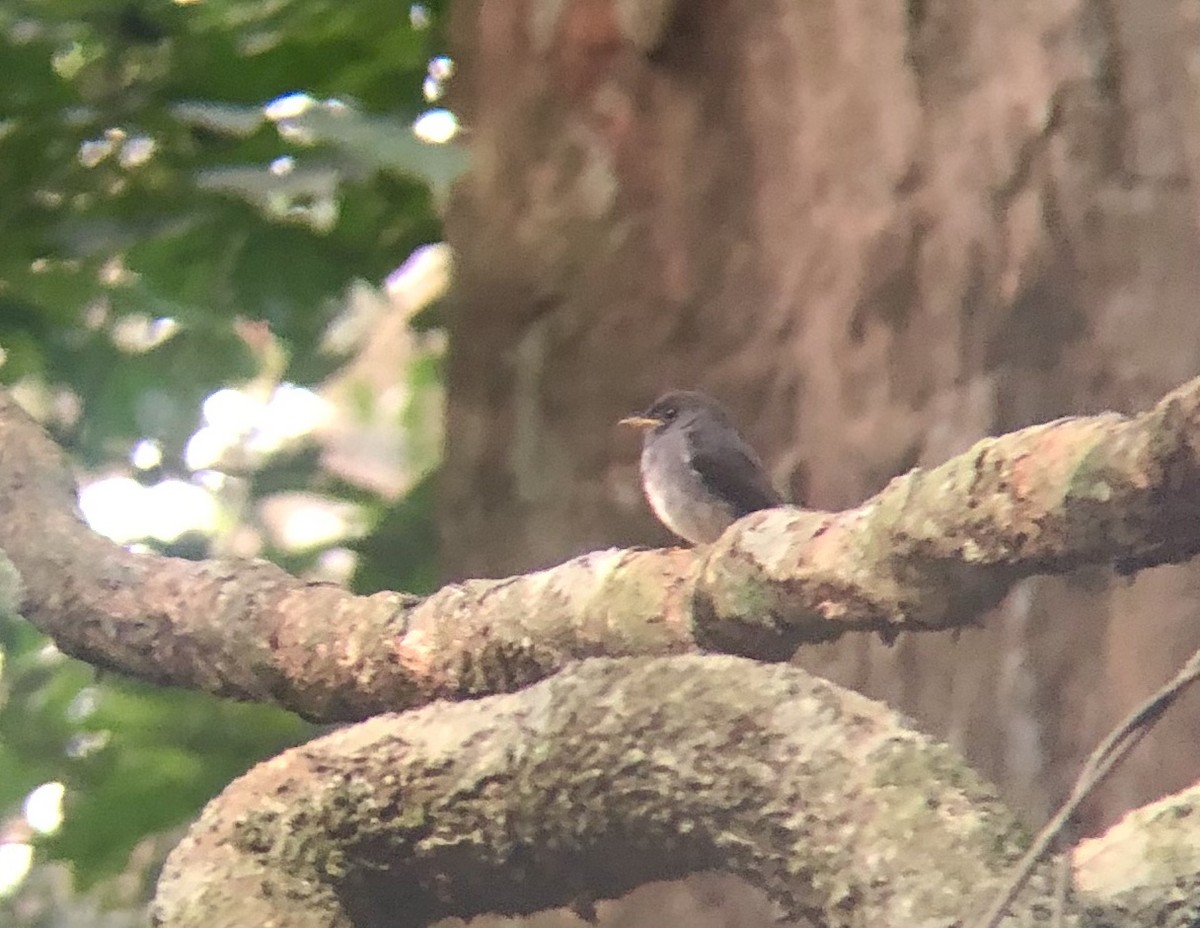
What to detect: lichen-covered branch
<box><xmin>150</xmin><ymin>657</ymin><xmax>1035</xmax><ymax>928</ymax></box>
<box><xmin>695</xmin><ymin>376</ymin><xmax>1200</xmax><ymax>654</ymax></box>
<box><xmin>1072</xmin><ymin>781</ymin><xmax>1200</xmax><ymax>927</ymax></box>
<box><xmin>4</xmin><ymin>376</ymin><xmax>1200</xmax><ymax>721</ymax></box>
<box><xmin>0</xmin><ymin>392</ymin><xmax>695</xmax><ymax>721</ymax></box>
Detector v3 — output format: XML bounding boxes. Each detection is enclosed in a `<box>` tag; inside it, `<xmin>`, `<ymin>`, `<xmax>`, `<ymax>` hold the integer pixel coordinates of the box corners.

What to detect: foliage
<box><xmin>0</xmin><ymin>0</ymin><xmax>455</xmax><ymax>902</ymax></box>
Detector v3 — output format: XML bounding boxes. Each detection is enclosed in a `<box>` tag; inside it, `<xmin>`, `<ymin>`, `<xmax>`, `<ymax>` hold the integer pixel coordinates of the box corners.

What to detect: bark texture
<box><xmin>442</xmin><ymin>0</ymin><xmax>1200</xmax><ymax>830</ymax></box>
<box><xmin>151</xmin><ymin>656</ymin><xmax>1200</xmax><ymax>928</ymax></box>
<box><xmin>152</xmin><ymin>657</ymin><xmax>1037</xmax><ymax>928</ymax></box>
<box><xmin>7</xmin><ymin>377</ymin><xmax>1200</xmax><ymax>722</ymax></box>
<box><xmin>1073</xmin><ymin>781</ymin><xmax>1200</xmax><ymax>924</ymax></box>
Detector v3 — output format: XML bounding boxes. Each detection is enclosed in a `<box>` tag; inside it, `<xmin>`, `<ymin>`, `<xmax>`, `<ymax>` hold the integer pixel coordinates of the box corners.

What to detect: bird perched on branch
<box><xmin>620</xmin><ymin>390</ymin><xmax>783</xmax><ymax>545</ymax></box>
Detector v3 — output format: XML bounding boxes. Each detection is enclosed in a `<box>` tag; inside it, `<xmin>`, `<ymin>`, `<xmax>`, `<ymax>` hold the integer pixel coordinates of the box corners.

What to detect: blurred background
<box><xmin>3</xmin><ymin>0</ymin><xmax>1200</xmax><ymax>925</ymax></box>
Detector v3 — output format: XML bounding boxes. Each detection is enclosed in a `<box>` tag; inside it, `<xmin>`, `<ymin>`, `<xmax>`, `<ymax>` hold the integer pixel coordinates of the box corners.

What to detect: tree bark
<box><xmin>6</xmin><ymin>376</ymin><xmax>1200</xmax><ymax>722</ymax></box>
<box><xmin>1073</xmin><ymin>781</ymin><xmax>1200</xmax><ymax>924</ymax></box>
<box><xmin>151</xmin><ymin>657</ymin><xmax>1038</xmax><ymax>928</ymax></box>
<box><xmin>151</xmin><ymin>656</ymin><xmax>1200</xmax><ymax>928</ymax></box>
<box><xmin>5</xmin><ymin>375</ymin><xmax>1200</xmax><ymax>923</ymax></box>
<box><xmin>442</xmin><ymin>0</ymin><xmax>1200</xmax><ymax>831</ymax></box>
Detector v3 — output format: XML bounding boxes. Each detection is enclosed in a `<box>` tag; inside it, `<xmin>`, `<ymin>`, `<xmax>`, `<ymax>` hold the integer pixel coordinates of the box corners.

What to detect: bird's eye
<box><xmin>661</xmin><ymin>406</ymin><xmax>678</xmax><ymax>421</ymax></box>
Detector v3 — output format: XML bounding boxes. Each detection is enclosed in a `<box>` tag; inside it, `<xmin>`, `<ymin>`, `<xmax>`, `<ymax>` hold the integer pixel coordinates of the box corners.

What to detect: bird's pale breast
<box><xmin>640</xmin><ymin>434</ymin><xmax>736</xmax><ymax>544</ymax></box>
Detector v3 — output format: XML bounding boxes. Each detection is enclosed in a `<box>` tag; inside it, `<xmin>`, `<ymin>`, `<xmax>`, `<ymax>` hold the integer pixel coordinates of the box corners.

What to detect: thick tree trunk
<box><xmin>442</xmin><ymin>0</ymin><xmax>1200</xmax><ymax>833</ymax></box>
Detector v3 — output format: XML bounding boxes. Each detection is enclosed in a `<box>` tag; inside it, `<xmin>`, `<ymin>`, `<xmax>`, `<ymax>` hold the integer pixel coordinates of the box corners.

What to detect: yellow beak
<box><xmin>618</xmin><ymin>416</ymin><xmax>662</xmax><ymax>430</ymax></box>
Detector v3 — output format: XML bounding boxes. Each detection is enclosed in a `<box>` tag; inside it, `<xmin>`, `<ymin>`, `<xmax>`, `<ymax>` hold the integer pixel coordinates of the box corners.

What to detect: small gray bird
<box><xmin>620</xmin><ymin>390</ymin><xmax>783</xmax><ymax>544</ymax></box>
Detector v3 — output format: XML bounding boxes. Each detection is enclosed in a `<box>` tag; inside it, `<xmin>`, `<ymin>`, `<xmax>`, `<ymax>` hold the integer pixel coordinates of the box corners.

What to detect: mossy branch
<box><xmin>2</xmin><ymin>376</ymin><xmax>1200</xmax><ymax>721</ymax></box>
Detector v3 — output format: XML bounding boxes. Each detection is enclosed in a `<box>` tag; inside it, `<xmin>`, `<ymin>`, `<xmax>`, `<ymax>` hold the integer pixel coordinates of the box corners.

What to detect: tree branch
<box><xmin>152</xmin><ymin>656</ymin><xmax>1200</xmax><ymax>928</ymax></box>
<box><xmin>973</xmin><ymin>646</ymin><xmax>1200</xmax><ymax>928</ymax></box>
<box><xmin>4</xmin><ymin>376</ymin><xmax>1200</xmax><ymax>721</ymax></box>
<box><xmin>1072</xmin><ymin>780</ymin><xmax>1200</xmax><ymax>926</ymax></box>
<box><xmin>150</xmin><ymin>657</ymin><xmax>1035</xmax><ymax>928</ymax></box>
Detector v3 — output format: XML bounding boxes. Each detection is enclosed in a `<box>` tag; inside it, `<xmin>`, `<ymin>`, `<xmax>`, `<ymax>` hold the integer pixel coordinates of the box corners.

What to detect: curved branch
<box><xmin>150</xmin><ymin>657</ymin><xmax>1034</xmax><ymax>928</ymax></box>
<box><xmin>4</xmin><ymin>376</ymin><xmax>1200</xmax><ymax>721</ymax></box>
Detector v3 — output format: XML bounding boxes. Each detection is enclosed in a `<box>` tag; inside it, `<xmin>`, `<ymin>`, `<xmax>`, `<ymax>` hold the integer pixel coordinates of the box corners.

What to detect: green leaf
<box><xmin>49</xmin><ymin>673</ymin><xmax>309</xmax><ymax>885</ymax></box>
<box><xmin>0</xmin><ymin>0</ymin><xmax>452</xmax><ymax>893</ymax></box>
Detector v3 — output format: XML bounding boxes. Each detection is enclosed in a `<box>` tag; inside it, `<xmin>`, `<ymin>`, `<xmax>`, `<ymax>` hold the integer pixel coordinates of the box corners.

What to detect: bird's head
<box><xmin>619</xmin><ymin>390</ymin><xmax>732</xmax><ymax>435</ymax></box>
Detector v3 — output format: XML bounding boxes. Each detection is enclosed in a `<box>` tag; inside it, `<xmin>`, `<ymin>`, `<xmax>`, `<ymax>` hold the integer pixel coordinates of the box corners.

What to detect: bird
<box><xmin>620</xmin><ymin>390</ymin><xmax>784</xmax><ymax>544</ymax></box>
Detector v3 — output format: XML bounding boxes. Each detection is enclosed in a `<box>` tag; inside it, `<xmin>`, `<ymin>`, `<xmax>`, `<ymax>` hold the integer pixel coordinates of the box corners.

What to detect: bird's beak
<box><xmin>618</xmin><ymin>415</ymin><xmax>662</xmax><ymax>430</ymax></box>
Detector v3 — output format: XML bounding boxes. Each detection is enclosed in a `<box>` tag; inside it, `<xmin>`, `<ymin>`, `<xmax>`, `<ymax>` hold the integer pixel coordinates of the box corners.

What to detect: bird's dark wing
<box><xmin>686</xmin><ymin>427</ymin><xmax>783</xmax><ymax>517</ymax></box>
